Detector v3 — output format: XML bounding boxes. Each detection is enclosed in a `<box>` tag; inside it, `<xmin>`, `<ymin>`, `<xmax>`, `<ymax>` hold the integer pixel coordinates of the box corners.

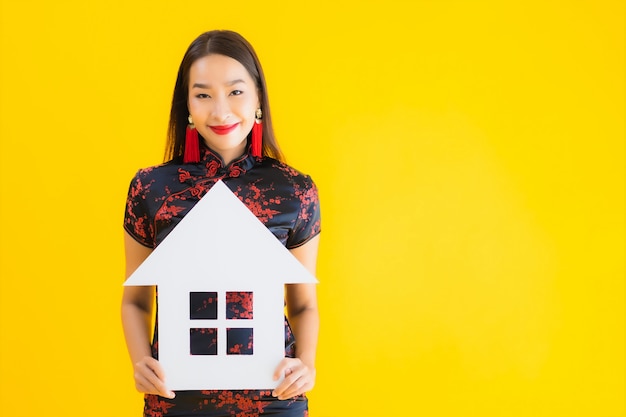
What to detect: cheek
<box><xmin>188</xmin><ymin>99</ymin><xmax>208</xmax><ymax>122</ymax></box>
<box><xmin>235</xmin><ymin>101</ymin><xmax>255</xmax><ymax>120</ymax></box>
<box><xmin>246</xmin><ymin>93</ymin><xmax>260</xmax><ymax>111</ymax></box>
<box><xmin>187</xmin><ymin>98</ymin><xmax>197</xmax><ymax>116</ymax></box>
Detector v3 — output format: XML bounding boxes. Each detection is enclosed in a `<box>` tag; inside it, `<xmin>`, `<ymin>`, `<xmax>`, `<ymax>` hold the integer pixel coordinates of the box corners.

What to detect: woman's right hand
<box><xmin>133</xmin><ymin>356</ymin><xmax>176</xmax><ymax>399</ymax></box>
<box><xmin>123</xmin><ymin>234</ymin><xmax>175</xmax><ymax>399</ymax></box>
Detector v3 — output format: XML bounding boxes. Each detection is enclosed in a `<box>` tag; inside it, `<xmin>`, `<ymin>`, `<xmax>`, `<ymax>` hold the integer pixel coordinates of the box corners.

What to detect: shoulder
<box><xmin>255</xmin><ymin>159</ymin><xmax>321</xmax><ymax>247</ymax></box>
<box><xmin>257</xmin><ymin>157</ymin><xmax>317</xmax><ymax>188</ymax></box>
<box><xmin>131</xmin><ymin>160</ymin><xmax>181</xmax><ymax>182</ymax></box>
<box><xmin>129</xmin><ymin>159</ymin><xmax>187</xmax><ymax>190</ymax></box>
<box><xmin>255</xmin><ymin>158</ymin><xmax>320</xmax><ymax>215</ymax></box>
<box><xmin>126</xmin><ymin>160</ymin><xmax>186</xmax><ymax>202</ymax></box>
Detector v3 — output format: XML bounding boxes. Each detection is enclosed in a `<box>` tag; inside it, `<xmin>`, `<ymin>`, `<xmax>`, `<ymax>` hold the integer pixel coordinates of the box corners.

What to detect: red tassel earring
<box><xmin>251</xmin><ymin>108</ymin><xmax>263</xmax><ymax>158</ymax></box>
<box><xmin>184</xmin><ymin>115</ymin><xmax>200</xmax><ymax>163</ymax></box>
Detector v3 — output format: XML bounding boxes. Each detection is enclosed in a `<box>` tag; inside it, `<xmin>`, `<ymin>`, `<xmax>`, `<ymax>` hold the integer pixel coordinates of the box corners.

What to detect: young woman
<box><xmin>121</xmin><ymin>30</ymin><xmax>320</xmax><ymax>416</ymax></box>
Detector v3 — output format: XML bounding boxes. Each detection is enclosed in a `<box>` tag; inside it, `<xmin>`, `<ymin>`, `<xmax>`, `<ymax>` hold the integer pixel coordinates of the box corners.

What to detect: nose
<box><xmin>210</xmin><ymin>96</ymin><xmax>231</xmax><ymax>122</ymax></box>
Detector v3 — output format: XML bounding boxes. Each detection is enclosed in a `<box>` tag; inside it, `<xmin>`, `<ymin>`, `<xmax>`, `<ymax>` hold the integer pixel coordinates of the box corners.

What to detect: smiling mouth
<box><xmin>209</xmin><ymin>123</ymin><xmax>239</xmax><ymax>135</ymax></box>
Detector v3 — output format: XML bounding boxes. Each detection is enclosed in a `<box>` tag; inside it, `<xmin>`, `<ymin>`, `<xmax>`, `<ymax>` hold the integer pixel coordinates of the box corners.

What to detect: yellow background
<box><xmin>0</xmin><ymin>1</ymin><xmax>623</xmax><ymax>416</ymax></box>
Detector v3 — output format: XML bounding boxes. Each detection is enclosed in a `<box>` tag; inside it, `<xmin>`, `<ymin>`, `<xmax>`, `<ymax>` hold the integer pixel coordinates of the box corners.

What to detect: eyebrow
<box><xmin>191</xmin><ymin>79</ymin><xmax>246</xmax><ymax>89</ymax></box>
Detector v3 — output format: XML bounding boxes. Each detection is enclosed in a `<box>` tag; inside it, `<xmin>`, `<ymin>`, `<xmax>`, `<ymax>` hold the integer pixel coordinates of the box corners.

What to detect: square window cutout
<box><xmin>227</xmin><ymin>328</ymin><xmax>253</xmax><ymax>355</ymax></box>
<box><xmin>190</xmin><ymin>292</ymin><xmax>218</xmax><ymax>320</ymax></box>
<box><xmin>226</xmin><ymin>291</ymin><xmax>253</xmax><ymax>320</ymax></box>
<box><xmin>190</xmin><ymin>328</ymin><xmax>217</xmax><ymax>355</ymax></box>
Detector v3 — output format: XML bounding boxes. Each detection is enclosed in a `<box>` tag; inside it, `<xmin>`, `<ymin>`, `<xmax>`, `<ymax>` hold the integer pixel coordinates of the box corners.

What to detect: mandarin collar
<box><xmin>177</xmin><ymin>143</ymin><xmax>257</xmax><ymax>183</ymax></box>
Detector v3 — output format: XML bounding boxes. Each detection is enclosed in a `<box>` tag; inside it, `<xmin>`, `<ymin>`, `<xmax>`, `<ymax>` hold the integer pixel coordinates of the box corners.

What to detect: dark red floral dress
<box><xmin>124</xmin><ymin>144</ymin><xmax>321</xmax><ymax>417</ymax></box>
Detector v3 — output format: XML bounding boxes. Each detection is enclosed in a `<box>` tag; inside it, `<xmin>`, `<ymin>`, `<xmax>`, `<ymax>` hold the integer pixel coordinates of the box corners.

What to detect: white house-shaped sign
<box><xmin>124</xmin><ymin>180</ymin><xmax>317</xmax><ymax>390</ymax></box>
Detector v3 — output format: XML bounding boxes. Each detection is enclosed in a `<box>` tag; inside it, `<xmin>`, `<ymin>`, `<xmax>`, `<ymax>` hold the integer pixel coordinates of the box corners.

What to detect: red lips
<box><xmin>209</xmin><ymin>123</ymin><xmax>239</xmax><ymax>135</ymax></box>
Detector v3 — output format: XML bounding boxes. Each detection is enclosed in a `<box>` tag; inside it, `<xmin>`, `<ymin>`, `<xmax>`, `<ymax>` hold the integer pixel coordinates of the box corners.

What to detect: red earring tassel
<box><xmin>184</xmin><ymin>125</ymin><xmax>200</xmax><ymax>163</ymax></box>
<box><xmin>251</xmin><ymin>120</ymin><xmax>263</xmax><ymax>157</ymax></box>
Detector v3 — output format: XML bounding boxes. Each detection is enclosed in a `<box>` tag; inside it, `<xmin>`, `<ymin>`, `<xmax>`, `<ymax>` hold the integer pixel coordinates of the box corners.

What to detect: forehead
<box><xmin>188</xmin><ymin>54</ymin><xmax>254</xmax><ymax>85</ymax></box>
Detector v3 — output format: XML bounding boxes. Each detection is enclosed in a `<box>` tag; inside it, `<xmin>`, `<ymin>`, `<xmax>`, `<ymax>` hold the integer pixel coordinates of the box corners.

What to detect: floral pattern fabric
<box><xmin>125</xmin><ymin>146</ymin><xmax>320</xmax><ymax>250</ymax></box>
<box><xmin>124</xmin><ymin>144</ymin><xmax>320</xmax><ymax>416</ymax></box>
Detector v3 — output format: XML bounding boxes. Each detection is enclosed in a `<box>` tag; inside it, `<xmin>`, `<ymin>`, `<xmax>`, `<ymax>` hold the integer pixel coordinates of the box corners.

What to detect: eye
<box><xmin>196</xmin><ymin>93</ymin><xmax>210</xmax><ymax>99</ymax></box>
<box><xmin>230</xmin><ymin>90</ymin><xmax>243</xmax><ymax>96</ymax></box>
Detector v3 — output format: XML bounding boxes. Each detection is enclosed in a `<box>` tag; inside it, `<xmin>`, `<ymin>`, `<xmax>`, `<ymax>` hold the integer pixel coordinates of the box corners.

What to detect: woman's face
<box><xmin>187</xmin><ymin>54</ymin><xmax>260</xmax><ymax>164</ymax></box>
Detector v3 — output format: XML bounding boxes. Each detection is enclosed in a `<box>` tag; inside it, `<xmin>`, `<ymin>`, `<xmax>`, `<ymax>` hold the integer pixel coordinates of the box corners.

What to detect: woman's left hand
<box><xmin>272</xmin><ymin>357</ymin><xmax>316</xmax><ymax>400</ymax></box>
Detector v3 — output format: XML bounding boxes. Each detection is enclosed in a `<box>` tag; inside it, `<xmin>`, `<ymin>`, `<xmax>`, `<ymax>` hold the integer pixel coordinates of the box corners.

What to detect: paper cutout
<box><xmin>124</xmin><ymin>180</ymin><xmax>317</xmax><ymax>390</ymax></box>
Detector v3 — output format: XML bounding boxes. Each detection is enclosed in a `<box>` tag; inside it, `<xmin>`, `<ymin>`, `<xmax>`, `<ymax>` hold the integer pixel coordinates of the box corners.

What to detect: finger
<box><xmin>273</xmin><ymin>366</ymin><xmax>307</xmax><ymax>399</ymax></box>
<box><xmin>140</xmin><ymin>374</ymin><xmax>176</xmax><ymax>399</ymax></box>
<box><xmin>144</xmin><ymin>357</ymin><xmax>166</xmax><ymax>381</ymax></box>
<box><xmin>272</xmin><ymin>359</ymin><xmax>300</xmax><ymax>396</ymax></box>
<box><xmin>272</xmin><ymin>358</ymin><xmax>295</xmax><ymax>381</ymax></box>
<box><xmin>277</xmin><ymin>372</ymin><xmax>311</xmax><ymax>400</ymax></box>
<box><xmin>136</xmin><ymin>359</ymin><xmax>176</xmax><ymax>398</ymax></box>
<box><xmin>278</xmin><ymin>379</ymin><xmax>309</xmax><ymax>400</ymax></box>
<box><xmin>275</xmin><ymin>363</ymin><xmax>316</xmax><ymax>400</ymax></box>
<box><xmin>135</xmin><ymin>370</ymin><xmax>165</xmax><ymax>396</ymax></box>
<box><xmin>144</xmin><ymin>359</ymin><xmax>176</xmax><ymax>398</ymax></box>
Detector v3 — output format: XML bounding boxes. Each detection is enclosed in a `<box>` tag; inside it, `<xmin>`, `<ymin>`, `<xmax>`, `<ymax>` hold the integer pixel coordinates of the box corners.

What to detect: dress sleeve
<box><xmin>123</xmin><ymin>170</ymin><xmax>156</xmax><ymax>248</ymax></box>
<box><xmin>286</xmin><ymin>175</ymin><xmax>321</xmax><ymax>249</ymax></box>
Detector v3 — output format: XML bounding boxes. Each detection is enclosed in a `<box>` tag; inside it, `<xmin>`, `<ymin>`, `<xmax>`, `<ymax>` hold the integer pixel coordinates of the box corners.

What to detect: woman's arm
<box><xmin>121</xmin><ymin>231</ymin><xmax>175</xmax><ymax>398</ymax></box>
<box><xmin>272</xmin><ymin>234</ymin><xmax>321</xmax><ymax>400</ymax></box>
